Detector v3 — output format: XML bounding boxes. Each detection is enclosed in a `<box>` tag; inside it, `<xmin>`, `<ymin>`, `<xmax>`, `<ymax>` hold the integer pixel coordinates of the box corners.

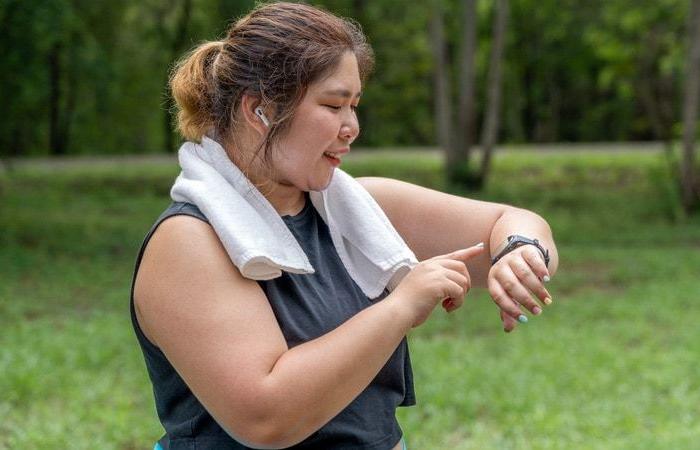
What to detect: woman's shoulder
<box><xmin>139</xmin><ymin>206</ymin><xmax>227</xmax><ymax>289</ymax></box>
<box><xmin>144</xmin><ymin>202</ymin><xmax>214</xmax><ymax>267</ymax></box>
<box><xmin>158</xmin><ymin>201</ymin><xmax>209</xmax><ymax>224</ymax></box>
<box><xmin>133</xmin><ymin>205</ymin><xmax>250</xmax><ymax>345</ymax></box>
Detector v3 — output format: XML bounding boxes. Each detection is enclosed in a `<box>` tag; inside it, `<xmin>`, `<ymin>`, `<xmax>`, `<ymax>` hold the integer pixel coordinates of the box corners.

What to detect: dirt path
<box><xmin>0</xmin><ymin>142</ymin><xmax>665</xmax><ymax>173</ymax></box>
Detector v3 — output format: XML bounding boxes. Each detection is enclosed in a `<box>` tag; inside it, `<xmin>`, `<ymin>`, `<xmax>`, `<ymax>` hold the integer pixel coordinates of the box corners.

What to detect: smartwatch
<box><xmin>491</xmin><ymin>235</ymin><xmax>550</xmax><ymax>267</ymax></box>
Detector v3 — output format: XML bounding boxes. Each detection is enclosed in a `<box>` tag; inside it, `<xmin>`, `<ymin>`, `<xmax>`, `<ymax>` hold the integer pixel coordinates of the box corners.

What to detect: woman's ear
<box><xmin>240</xmin><ymin>94</ymin><xmax>269</xmax><ymax>135</ymax></box>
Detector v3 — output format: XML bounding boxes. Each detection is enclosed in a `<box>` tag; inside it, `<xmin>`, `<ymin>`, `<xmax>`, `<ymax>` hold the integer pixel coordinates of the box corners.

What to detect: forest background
<box><xmin>2</xmin><ymin>0</ymin><xmax>700</xmax><ymax>448</ymax></box>
<box><xmin>1</xmin><ymin>0</ymin><xmax>692</xmax><ymax>156</ymax></box>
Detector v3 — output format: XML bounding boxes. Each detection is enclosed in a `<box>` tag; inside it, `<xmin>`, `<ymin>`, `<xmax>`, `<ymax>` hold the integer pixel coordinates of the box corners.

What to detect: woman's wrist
<box><xmin>490</xmin><ymin>234</ymin><xmax>550</xmax><ymax>267</ymax></box>
<box><xmin>383</xmin><ymin>291</ymin><xmax>417</xmax><ymax>332</ymax></box>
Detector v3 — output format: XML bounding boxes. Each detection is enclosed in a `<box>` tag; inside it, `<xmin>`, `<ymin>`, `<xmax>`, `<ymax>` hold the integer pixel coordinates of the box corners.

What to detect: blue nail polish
<box><xmin>518</xmin><ymin>314</ymin><xmax>528</xmax><ymax>323</ymax></box>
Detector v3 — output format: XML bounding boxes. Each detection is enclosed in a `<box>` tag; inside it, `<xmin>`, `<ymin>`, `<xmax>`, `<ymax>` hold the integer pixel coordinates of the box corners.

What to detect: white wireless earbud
<box><xmin>254</xmin><ymin>106</ymin><xmax>270</xmax><ymax>127</ymax></box>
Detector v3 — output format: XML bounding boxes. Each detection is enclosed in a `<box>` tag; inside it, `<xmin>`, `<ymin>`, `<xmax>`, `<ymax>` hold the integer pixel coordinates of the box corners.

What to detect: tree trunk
<box><xmin>681</xmin><ymin>0</ymin><xmax>700</xmax><ymax>213</ymax></box>
<box><xmin>61</xmin><ymin>34</ymin><xmax>80</xmax><ymax>153</ymax></box>
<box><xmin>636</xmin><ymin>27</ymin><xmax>677</xmax><ymax>165</ymax></box>
<box><xmin>638</xmin><ymin>75</ymin><xmax>668</xmax><ymax>141</ymax></box>
<box><xmin>479</xmin><ymin>0</ymin><xmax>509</xmax><ymax>186</ymax></box>
<box><xmin>48</xmin><ymin>34</ymin><xmax>79</xmax><ymax>156</ymax></box>
<box><xmin>450</xmin><ymin>0</ymin><xmax>477</xmax><ymax>185</ymax></box>
<box><xmin>48</xmin><ymin>42</ymin><xmax>67</xmax><ymax>155</ymax></box>
<box><xmin>430</xmin><ymin>4</ymin><xmax>452</xmax><ymax>153</ymax></box>
<box><xmin>162</xmin><ymin>0</ymin><xmax>193</xmax><ymax>152</ymax></box>
<box><xmin>1</xmin><ymin>2</ymin><xmax>22</xmax><ymax>160</ymax></box>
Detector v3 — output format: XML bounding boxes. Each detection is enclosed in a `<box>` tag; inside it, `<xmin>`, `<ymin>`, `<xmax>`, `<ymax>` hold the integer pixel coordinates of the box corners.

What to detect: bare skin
<box><xmin>135</xmin><ymin>214</ymin><xmax>483</xmax><ymax>447</ymax></box>
<box><xmin>135</xmin><ymin>51</ymin><xmax>558</xmax><ymax>447</ymax></box>
<box><xmin>356</xmin><ymin>176</ymin><xmax>558</xmax><ymax>332</ymax></box>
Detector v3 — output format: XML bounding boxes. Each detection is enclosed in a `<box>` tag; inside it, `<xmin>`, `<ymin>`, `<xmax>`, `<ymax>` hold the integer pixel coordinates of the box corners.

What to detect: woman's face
<box><xmin>270</xmin><ymin>51</ymin><xmax>361</xmax><ymax>192</ymax></box>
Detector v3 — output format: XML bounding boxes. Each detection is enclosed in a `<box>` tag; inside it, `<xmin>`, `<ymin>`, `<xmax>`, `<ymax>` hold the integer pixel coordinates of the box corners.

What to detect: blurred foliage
<box><xmin>0</xmin><ymin>0</ymin><xmax>692</xmax><ymax>155</ymax></box>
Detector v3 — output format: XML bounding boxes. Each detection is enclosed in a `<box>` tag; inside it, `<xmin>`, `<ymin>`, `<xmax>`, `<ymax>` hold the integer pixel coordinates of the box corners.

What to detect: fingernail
<box><xmin>543</xmin><ymin>297</ymin><xmax>553</xmax><ymax>305</ymax></box>
<box><xmin>518</xmin><ymin>314</ymin><xmax>528</xmax><ymax>323</ymax></box>
<box><xmin>475</xmin><ymin>242</ymin><xmax>484</xmax><ymax>248</ymax></box>
<box><xmin>543</xmin><ymin>275</ymin><xmax>551</xmax><ymax>283</ymax></box>
<box><xmin>533</xmin><ymin>306</ymin><xmax>542</xmax><ymax>315</ymax></box>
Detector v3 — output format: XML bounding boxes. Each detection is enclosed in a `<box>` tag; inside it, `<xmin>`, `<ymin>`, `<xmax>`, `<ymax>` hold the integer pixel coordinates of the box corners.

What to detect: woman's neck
<box><xmin>264</xmin><ymin>184</ymin><xmax>307</xmax><ymax>216</ymax></box>
<box><xmin>223</xmin><ymin>137</ymin><xmax>306</xmax><ymax>217</ymax></box>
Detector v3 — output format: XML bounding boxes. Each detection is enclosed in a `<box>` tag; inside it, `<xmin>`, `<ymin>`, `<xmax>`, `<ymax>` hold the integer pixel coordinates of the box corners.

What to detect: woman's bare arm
<box><xmin>356</xmin><ymin>176</ymin><xmax>559</xmax><ymax>286</ymax></box>
<box><xmin>134</xmin><ymin>216</ymin><xmax>417</xmax><ymax>448</ymax></box>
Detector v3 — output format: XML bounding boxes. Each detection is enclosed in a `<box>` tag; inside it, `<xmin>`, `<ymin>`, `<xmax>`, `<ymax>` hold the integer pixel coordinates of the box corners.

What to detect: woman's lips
<box><xmin>323</xmin><ymin>147</ymin><xmax>349</xmax><ymax>167</ymax></box>
<box><xmin>324</xmin><ymin>153</ymin><xmax>341</xmax><ymax>166</ymax></box>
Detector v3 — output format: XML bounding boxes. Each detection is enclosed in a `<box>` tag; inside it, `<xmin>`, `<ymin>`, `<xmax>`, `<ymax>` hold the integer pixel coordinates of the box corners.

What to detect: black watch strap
<box><xmin>491</xmin><ymin>235</ymin><xmax>550</xmax><ymax>267</ymax></box>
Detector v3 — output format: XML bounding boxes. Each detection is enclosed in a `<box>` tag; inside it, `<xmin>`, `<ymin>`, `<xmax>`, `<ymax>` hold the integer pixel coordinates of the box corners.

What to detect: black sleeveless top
<box><xmin>130</xmin><ymin>196</ymin><xmax>415</xmax><ymax>449</ymax></box>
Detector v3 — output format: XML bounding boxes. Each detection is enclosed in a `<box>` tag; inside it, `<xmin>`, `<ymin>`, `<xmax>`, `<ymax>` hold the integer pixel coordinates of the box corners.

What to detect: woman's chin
<box><xmin>309</xmin><ymin>170</ymin><xmax>335</xmax><ymax>192</ymax></box>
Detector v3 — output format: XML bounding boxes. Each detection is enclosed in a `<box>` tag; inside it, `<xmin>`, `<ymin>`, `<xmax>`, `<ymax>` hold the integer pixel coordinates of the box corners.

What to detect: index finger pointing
<box><xmin>445</xmin><ymin>242</ymin><xmax>486</xmax><ymax>261</ymax></box>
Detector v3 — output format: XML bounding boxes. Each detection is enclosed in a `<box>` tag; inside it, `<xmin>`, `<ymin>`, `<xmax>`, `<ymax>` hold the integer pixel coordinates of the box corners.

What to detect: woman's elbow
<box><xmin>222</xmin><ymin>414</ymin><xmax>303</xmax><ymax>449</ymax></box>
<box><xmin>229</xmin><ymin>420</ymin><xmax>298</xmax><ymax>449</ymax></box>
<box><xmin>219</xmin><ymin>396</ymin><xmax>313</xmax><ymax>448</ymax></box>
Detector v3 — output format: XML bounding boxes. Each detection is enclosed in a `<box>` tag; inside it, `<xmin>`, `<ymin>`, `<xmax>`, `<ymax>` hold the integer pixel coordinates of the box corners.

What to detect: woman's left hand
<box><xmin>486</xmin><ymin>245</ymin><xmax>553</xmax><ymax>332</ymax></box>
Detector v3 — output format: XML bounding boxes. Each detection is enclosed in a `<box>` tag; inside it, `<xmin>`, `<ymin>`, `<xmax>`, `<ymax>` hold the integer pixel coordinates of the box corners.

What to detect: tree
<box><xmin>478</xmin><ymin>0</ymin><xmax>509</xmax><ymax>186</ymax></box>
<box><xmin>586</xmin><ymin>0</ymin><xmax>686</xmax><ymax>146</ymax></box>
<box><xmin>0</xmin><ymin>0</ymin><xmax>79</xmax><ymax>157</ymax></box>
<box><xmin>47</xmin><ymin>39</ymin><xmax>75</xmax><ymax>155</ymax></box>
<box><xmin>341</xmin><ymin>0</ymin><xmax>434</xmax><ymax>146</ymax></box>
<box><xmin>448</xmin><ymin>0</ymin><xmax>478</xmax><ymax>186</ymax></box>
<box><xmin>681</xmin><ymin>0</ymin><xmax>700</xmax><ymax>212</ymax></box>
<box><xmin>1</xmin><ymin>0</ymin><xmax>694</xmax><ymax>156</ymax></box>
<box><xmin>148</xmin><ymin>0</ymin><xmax>193</xmax><ymax>152</ymax></box>
<box><xmin>430</xmin><ymin>1</ymin><xmax>453</xmax><ymax>153</ymax></box>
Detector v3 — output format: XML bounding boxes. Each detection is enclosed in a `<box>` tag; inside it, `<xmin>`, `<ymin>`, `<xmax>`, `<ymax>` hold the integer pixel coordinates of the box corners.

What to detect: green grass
<box><xmin>1</xmin><ymin>149</ymin><xmax>699</xmax><ymax>449</ymax></box>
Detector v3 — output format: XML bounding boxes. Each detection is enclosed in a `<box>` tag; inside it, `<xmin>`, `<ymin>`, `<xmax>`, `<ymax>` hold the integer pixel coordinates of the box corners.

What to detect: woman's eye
<box><xmin>323</xmin><ymin>104</ymin><xmax>359</xmax><ymax>113</ymax></box>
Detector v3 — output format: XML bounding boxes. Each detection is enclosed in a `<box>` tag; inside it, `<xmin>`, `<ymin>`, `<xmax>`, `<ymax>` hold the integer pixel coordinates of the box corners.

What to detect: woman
<box><xmin>130</xmin><ymin>2</ymin><xmax>558</xmax><ymax>449</ymax></box>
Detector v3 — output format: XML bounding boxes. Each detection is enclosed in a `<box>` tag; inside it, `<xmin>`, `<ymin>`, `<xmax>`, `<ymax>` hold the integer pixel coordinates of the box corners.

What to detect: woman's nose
<box><xmin>340</xmin><ymin>114</ymin><xmax>359</xmax><ymax>143</ymax></box>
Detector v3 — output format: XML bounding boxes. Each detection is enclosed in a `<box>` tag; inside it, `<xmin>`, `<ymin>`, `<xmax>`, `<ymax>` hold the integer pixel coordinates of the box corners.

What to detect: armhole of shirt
<box><xmin>130</xmin><ymin>204</ymin><xmax>209</xmax><ymax>352</ymax></box>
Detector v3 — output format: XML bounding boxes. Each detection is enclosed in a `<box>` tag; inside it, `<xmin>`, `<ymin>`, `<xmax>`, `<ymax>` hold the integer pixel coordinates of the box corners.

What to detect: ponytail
<box><xmin>169</xmin><ymin>41</ymin><xmax>224</xmax><ymax>142</ymax></box>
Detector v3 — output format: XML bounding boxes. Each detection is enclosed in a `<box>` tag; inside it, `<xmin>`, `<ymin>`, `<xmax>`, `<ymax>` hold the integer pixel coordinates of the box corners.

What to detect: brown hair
<box><xmin>169</xmin><ymin>1</ymin><xmax>374</xmax><ymax>169</ymax></box>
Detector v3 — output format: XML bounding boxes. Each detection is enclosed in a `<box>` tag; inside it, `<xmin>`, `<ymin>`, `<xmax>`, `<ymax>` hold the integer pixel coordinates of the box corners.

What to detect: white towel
<box><xmin>170</xmin><ymin>136</ymin><xmax>418</xmax><ymax>299</ymax></box>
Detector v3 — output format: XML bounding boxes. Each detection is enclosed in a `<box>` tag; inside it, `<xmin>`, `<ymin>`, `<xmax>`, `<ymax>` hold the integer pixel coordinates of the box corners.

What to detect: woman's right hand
<box><xmin>387</xmin><ymin>243</ymin><xmax>486</xmax><ymax>328</ymax></box>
